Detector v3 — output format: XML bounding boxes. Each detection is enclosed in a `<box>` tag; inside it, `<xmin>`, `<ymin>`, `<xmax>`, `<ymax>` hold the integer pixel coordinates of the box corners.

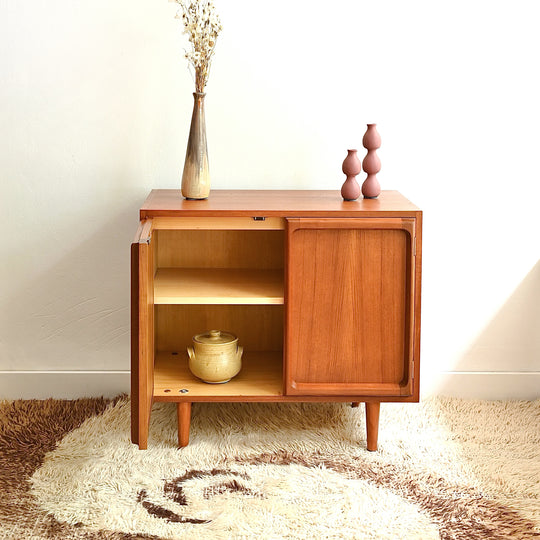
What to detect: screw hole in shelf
<box><xmin>164</xmin><ymin>389</ymin><xmax>171</xmax><ymax>393</ymax></box>
<box><xmin>172</xmin><ymin>352</ymin><xmax>178</xmax><ymax>355</ymax></box>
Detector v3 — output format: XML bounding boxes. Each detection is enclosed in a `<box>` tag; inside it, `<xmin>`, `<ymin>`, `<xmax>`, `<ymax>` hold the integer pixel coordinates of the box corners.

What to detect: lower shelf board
<box><xmin>154</xmin><ymin>350</ymin><xmax>283</xmax><ymax>400</ymax></box>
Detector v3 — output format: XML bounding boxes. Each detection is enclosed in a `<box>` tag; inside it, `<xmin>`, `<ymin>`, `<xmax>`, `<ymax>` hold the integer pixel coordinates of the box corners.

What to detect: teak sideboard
<box><xmin>131</xmin><ymin>190</ymin><xmax>422</xmax><ymax>451</ymax></box>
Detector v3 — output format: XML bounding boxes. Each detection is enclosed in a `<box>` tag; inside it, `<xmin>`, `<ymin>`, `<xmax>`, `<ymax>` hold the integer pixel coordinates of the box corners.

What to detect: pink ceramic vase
<box><xmin>341</xmin><ymin>149</ymin><xmax>361</xmax><ymax>201</ymax></box>
<box><xmin>361</xmin><ymin>124</ymin><xmax>381</xmax><ymax>199</ymax></box>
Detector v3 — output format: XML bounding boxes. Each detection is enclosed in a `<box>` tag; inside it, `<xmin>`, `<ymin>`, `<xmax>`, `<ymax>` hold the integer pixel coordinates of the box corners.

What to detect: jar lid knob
<box><xmin>209</xmin><ymin>330</ymin><xmax>221</xmax><ymax>339</ymax></box>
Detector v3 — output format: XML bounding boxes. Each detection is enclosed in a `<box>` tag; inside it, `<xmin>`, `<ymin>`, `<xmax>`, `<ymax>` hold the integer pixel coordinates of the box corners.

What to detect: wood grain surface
<box><xmin>154</xmin><ymin>351</ymin><xmax>283</xmax><ymax>398</ymax></box>
<box><xmin>285</xmin><ymin>218</ymin><xmax>415</xmax><ymax>397</ymax></box>
<box><xmin>156</xmin><ymin>229</ymin><xmax>284</xmax><ymax>269</ymax></box>
<box><xmin>153</xmin><ymin>268</ymin><xmax>284</xmax><ymax>305</ymax></box>
<box><xmin>131</xmin><ymin>220</ymin><xmax>155</xmax><ymax>449</ymax></box>
<box><xmin>131</xmin><ymin>190</ymin><xmax>422</xmax><ymax>450</ymax></box>
<box><xmin>155</xmin><ymin>304</ymin><xmax>284</xmax><ymax>353</ymax></box>
<box><xmin>154</xmin><ymin>268</ymin><xmax>283</xmax><ymax>304</ymax></box>
<box><xmin>140</xmin><ymin>190</ymin><xmax>421</xmax><ymax>219</ymax></box>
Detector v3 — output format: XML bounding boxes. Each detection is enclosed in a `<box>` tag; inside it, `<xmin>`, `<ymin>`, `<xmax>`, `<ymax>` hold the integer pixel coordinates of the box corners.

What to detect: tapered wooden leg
<box><xmin>137</xmin><ymin>404</ymin><xmax>149</xmax><ymax>450</ymax></box>
<box><xmin>351</xmin><ymin>402</ymin><xmax>360</xmax><ymax>408</ymax></box>
<box><xmin>178</xmin><ymin>402</ymin><xmax>192</xmax><ymax>448</ymax></box>
<box><xmin>133</xmin><ymin>376</ymin><xmax>151</xmax><ymax>450</ymax></box>
<box><xmin>365</xmin><ymin>402</ymin><xmax>380</xmax><ymax>451</ymax></box>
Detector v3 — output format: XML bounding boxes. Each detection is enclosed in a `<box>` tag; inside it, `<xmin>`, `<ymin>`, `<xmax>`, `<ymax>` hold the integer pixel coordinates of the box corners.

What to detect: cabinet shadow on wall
<box><xmin>435</xmin><ymin>259</ymin><xmax>540</xmax><ymax>399</ymax></box>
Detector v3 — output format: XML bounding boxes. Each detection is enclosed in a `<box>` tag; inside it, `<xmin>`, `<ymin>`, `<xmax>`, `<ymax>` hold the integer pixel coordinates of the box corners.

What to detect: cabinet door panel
<box><xmin>131</xmin><ymin>219</ymin><xmax>155</xmax><ymax>448</ymax></box>
<box><xmin>285</xmin><ymin>218</ymin><xmax>415</xmax><ymax>396</ymax></box>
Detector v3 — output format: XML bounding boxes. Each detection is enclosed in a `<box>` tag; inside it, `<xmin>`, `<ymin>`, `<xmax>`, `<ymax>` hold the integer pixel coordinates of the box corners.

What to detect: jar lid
<box><xmin>193</xmin><ymin>330</ymin><xmax>237</xmax><ymax>345</ymax></box>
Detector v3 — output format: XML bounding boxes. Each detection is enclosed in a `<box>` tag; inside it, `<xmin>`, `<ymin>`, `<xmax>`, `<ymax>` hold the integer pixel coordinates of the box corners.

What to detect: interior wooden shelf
<box><xmin>153</xmin><ymin>268</ymin><xmax>284</xmax><ymax>305</ymax></box>
<box><xmin>153</xmin><ymin>351</ymin><xmax>283</xmax><ymax>399</ymax></box>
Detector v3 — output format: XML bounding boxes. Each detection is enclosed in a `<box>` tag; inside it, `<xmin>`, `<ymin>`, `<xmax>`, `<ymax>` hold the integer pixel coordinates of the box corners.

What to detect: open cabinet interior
<box><xmin>151</xmin><ymin>225</ymin><xmax>285</xmax><ymax>399</ymax></box>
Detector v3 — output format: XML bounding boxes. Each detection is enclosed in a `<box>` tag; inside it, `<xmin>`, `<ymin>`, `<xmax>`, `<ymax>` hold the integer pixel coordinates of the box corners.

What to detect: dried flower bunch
<box><xmin>172</xmin><ymin>0</ymin><xmax>222</xmax><ymax>93</ymax></box>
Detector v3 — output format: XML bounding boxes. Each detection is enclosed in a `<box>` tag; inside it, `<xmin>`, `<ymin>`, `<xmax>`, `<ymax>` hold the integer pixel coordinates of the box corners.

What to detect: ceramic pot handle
<box><xmin>187</xmin><ymin>346</ymin><xmax>195</xmax><ymax>361</ymax></box>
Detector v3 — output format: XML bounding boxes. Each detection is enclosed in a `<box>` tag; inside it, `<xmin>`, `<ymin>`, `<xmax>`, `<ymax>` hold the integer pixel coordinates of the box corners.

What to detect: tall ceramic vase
<box><xmin>361</xmin><ymin>124</ymin><xmax>381</xmax><ymax>199</ymax></box>
<box><xmin>181</xmin><ymin>92</ymin><xmax>210</xmax><ymax>200</ymax></box>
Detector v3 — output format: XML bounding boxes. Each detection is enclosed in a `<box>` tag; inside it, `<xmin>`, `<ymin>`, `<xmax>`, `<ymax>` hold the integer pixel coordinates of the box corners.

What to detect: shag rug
<box><xmin>0</xmin><ymin>396</ymin><xmax>539</xmax><ymax>539</ymax></box>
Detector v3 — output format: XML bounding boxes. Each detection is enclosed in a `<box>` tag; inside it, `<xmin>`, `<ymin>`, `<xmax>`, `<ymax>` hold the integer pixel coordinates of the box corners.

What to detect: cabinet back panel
<box><xmin>156</xmin><ymin>230</ymin><xmax>284</xmax><ymax>269</ymax></box>
<box><xmin>156</xmin><ymin>304</ymin><xmax>283</xmax><ymax>352</ymax></box>
<box><xmin>287</xmin><ymin>228</ymin><xmax>410</xmax><ymax>386</ymax></box>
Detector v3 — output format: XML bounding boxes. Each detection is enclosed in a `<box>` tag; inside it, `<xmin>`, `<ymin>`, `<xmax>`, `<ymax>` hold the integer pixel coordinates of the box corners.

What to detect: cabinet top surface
<box><xmin>140</xmin><ymin>190</ymin><xmax>421</xmax><ymax>218</ymax></box>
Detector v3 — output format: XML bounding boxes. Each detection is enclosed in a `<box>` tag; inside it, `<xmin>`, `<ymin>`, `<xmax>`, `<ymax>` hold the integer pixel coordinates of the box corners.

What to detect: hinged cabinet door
<box><xmin>285</xmin><ymin>218</ymin><xmax>417</xmax><ymax>397</ymax></box>
<box><xmin>131</xmin><ymin>219</ymin><xmax>155</xmax><ymax>449</ymax></box>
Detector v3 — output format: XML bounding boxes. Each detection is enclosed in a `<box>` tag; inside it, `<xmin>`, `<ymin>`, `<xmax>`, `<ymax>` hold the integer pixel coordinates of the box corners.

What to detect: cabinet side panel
<box><xmin>286</xmin><ymin>225</ymin><xmax>411</xmax><ymax>394</ymax></box>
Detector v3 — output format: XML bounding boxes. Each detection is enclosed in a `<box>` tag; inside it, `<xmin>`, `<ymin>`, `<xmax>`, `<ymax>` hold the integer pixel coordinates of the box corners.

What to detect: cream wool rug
<box><xmin>1</xmin><ymin>396</ymin><xmax>539</xmax><ymax>539</ymax></box>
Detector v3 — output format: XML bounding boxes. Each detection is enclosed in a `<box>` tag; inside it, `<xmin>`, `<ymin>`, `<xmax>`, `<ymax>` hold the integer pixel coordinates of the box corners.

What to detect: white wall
<box><xmin>1</xmin><ymin>0</ymin><xmax>539</xmax><ymax>399</ymax></box>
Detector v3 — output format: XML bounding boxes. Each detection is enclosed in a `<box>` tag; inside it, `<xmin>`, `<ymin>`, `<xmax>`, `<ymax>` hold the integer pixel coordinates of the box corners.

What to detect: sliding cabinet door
<box><xmin>285</xmin><ymin>218</ymin><xmax>417</xmax><ymax>397</ymax></box>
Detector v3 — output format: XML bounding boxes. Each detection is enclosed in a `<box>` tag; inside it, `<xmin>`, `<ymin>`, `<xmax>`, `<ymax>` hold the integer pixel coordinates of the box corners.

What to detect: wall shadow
<box><xmin>454</xmin><ymin>259</ymin><xmax>540</xmax><ymax>371</ymax></box>
<box><xmin>435</xmin><ymin>259</ymin><xmax>540</xmax><ymax>398</ymax></box>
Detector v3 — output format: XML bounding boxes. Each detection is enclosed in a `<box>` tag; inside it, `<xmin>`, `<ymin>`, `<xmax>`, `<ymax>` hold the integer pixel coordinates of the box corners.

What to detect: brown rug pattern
<box><xmin>1</xmin><ymin>397</ymin><xmax>539</xmax><ymax>539</ymax></box>
<box><xmin>0</xmin><ymin>397</ymin><xmax>158</xmax><ymax>540</ymax></box>
<box><xmin>112</xmin><ymin>449</ymin><xmax>540</xmax><ymax>539</ymax></box>
<box><xmin>237</xmin><ymin>450</ymin><xmax>540</xmax><ymax>540</ymax></box>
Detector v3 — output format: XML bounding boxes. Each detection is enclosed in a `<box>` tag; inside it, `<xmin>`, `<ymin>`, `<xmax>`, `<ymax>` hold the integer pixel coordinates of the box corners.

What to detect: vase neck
<box><xmin>192</xmin><ymin>92</ymin><xmax>206</xmax><ymax>114</ymax></box>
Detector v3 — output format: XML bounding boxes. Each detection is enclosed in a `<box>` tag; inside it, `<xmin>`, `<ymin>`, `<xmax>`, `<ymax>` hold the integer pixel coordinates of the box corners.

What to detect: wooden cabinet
<box><xmin>131</xmin><ymin>190</ymin><xmax>422</xmax><ymax>451</ymax></box>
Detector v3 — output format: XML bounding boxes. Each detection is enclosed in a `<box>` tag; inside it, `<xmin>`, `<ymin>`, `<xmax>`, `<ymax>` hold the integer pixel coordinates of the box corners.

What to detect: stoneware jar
<box><xmin>187</xmin><ymin>330</ymin><xmax>243</xmax><ymax>384</ymax></box>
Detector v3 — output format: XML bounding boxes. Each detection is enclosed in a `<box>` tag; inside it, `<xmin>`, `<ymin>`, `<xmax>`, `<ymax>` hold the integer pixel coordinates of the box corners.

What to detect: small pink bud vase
<box><xmin>361</xmin><ymin>124</ymin><xmax>382</xmax><ymax>199</ymax></box>
<box><xmin>341</xmin><ymin>149</ymin><xmax>362</xmax><ymax>201</ymax></box>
